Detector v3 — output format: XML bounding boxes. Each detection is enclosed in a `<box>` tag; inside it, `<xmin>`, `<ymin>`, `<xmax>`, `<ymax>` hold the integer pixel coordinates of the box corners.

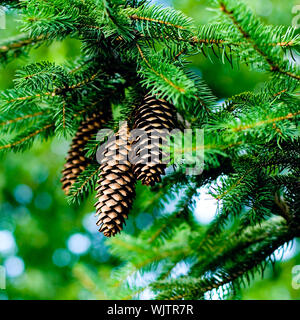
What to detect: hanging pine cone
<box><xmin>61</xmin><ymin>112</ymin><xmax>107</xmax><ymax>195</ymax></box>
<box><xmin>95</xmin><ymin>123</ymin><xmax>136</xmax><ymax>237</ymax></box>
<box><xmin>131</xmin><ymin>95</ymin><xmax>178</xmax><ymax>186</ymax></box>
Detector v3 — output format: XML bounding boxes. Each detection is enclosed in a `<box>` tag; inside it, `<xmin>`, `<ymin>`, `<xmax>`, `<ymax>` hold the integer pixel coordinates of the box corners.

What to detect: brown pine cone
<box><xmin>61</xmin><ymin>112</ymin><xmax>107</xmax><ymax>195</ymax></box>
<box><xmin>95</xmin><ymin>123</ymin><xmax>136</xmax><ymax>237</ymax></box>
<box><xmin>131</xmin><ymin>95</ymin><xmax>178</xmax><ymax>186</ymax></box>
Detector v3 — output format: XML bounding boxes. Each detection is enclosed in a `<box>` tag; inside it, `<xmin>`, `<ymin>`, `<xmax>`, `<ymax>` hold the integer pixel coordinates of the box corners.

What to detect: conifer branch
<box><xmin>153</xmin><ymin>219</ymin><xmax>296</xmax><ymax>299</ymax></box>
<box><xmin>130</xmin><ymin>14</ymin><xmax>187</xmax><ymax>30</ymax></box>
<box><xmin>0</xmin><ymin>111</ymin><xmax>46</xmax><ymax>127</ymax></box>
<box><xmin>0</xmin><ymin>123</ymin><xmax>54</xmax><ymax>151</ymax></box>
<box><xmin>136</xmin><ymin>44</ymin><xmax>186</xmax><ymax>94</ymax></box>
<box><xmin>68</xmin><ymin>164</ymin><xmax>101</xmax><ymax>203</ymax></box>
<box><xmin>0</xmin><ymin>35</ymin><xmax>47</xmax><ymax>63</ymax></box>
<box><xmin>232</xmin><ymin>110</ymin><xmax>300</xmax><ymax>132</ymax></box>
<box><xmin>219</xmin><ymin>1</ymin><xmax>300</xmax><ymax>81</ymax></box>
<box><xmin>5</xmin><ymin>71</ymin><xmax>101</xmax><ymax>104</ymax></box>
<box><xmin>0</xmin><ymin>35</ymin><xmax>45</xmax><ymax>53</ymax></box>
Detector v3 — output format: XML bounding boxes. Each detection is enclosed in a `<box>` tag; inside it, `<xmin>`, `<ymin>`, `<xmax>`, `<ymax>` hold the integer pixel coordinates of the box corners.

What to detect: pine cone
<box><xmin>95</xmin><ymin>123</ymin><xmax>136</xmax><ymax>237</ymax></box>
<box><xmin>131</xmin><ymin>95</ymin><xmax>177</xmax><ymax>186</ymax></box>
<box><xmin>61</xmin><ymin>112</ymin><xmax>107</xmax><ymax>195</ymax></box>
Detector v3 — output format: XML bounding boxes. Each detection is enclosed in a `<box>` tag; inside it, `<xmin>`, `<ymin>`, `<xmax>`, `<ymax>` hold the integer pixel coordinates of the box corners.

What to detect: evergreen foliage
<box><xmin>0</xmin><ymin>0</ymin><xmax>299</xmax><ymax>300</ymax></box>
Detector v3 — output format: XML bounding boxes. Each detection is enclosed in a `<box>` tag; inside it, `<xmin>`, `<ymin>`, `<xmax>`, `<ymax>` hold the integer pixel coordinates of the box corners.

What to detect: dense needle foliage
<box><xmin>0</xmin><ymin>0</ymin><xmax>299</xmax><ymax>300</ymax></box>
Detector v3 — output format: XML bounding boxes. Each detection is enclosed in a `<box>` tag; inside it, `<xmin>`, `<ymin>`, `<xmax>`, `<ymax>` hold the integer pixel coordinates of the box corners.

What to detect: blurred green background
<box><xmin>0</xmin><ymin>0</ymin><xmax>299</xmax><ymax>300</ymax></box>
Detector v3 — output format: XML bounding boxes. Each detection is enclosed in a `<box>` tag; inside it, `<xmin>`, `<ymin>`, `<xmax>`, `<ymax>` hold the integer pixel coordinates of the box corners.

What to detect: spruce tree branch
<box><xmin>136</xmin><ymin>43</ymin><xmax>186</xmax><ymax>93</ymax></box>
<box><xmin>130</xmin><ymin>14</ymin><xmax>186</xmax><ymax>30</ymax></box>
<box><xmin>176</xmin><ymin>36</ymin><xmax>296</xmax><ymax>48</ymax></box>
<box><xmin>82</xmin><ymin>23</ymin><xmax>231</xmax><ymax>47</ymax></box>
<box><xmin>146</xmin><ymin>180</ymin><xmax>204</xmax><ymax>244</ymax></box>
<box><xmin>0</xmin><ymin>123</ymin><xmax>54</xmax><ymax>150</ymax></box>
<box><xmin>173</xmin><ymin>141</ymin><xmax>242</xmax><ymax>154</ymax></box>
<box><xmin>148</xmin><ymin>210</ymin><xmax>185</xmax><ymax>244</ymax></box>
<box><xmin>136</xmin><ymin>248</ymin><xmax>188</xmax><ymax>269</ymax></box>
<box><xmin>6</xmin><ymin>71</ymin><xmax>101</xmax><ymax>103</ymax></box>
<box><xmin>274</xmin><ymin>88</ymin><xmax>288</xmax><ymax>97</ymax></box>
<box><xmin>111</xmin><ymin>237</ymin><xmax>188</xmax><ymax>272</ymax></box>
<box><xmin>191</xmin><ymin>215</ymin><xmax>294</xmax><ymax>279</ymax></box>
<box><xmin>148</xmin><ymin>33</ymin><xmax>229</xmax><ymax>46</ymax></box>
<box><xmin>0</xmin><ymin>100</ymin><xmax>99</xmax><ymax>134</ymax></box>
<box><xmin>157</xmin><ymin>220</ymin><xmax>297</xmax><ymax>300</ymax></box>
<box><xmin>173</xmin><ymin>49</ymin><xmax>186</xmax><ymax>61</ymax></box>
<box><xmin>168</xmin><ymin>249</ymin><xmax>270</xmax><ymax>299</ymax></box>
<box><xmin>219</xmin><ymin>2</ymin><xmax>300</xmax><ymax>81</ymax></box>
<box><xmin>224</xmin><ymin>87</ymin><xmax>292</xmax><ymax>112</ymax></box>
<box><xmin>0</xmin><ymin>111</ymin><xmax>47</xmax><ymax>127</ymax></box>
<box><xmin>183</xmin><ymin>108</ymin><xmax>299</xmax><ymax>156</ymax></box>
<box><xmin>232</xmin><ymin>110</ymin><xmax>300</xmax><ymax>132</ymax></box>
<box><xmin>0</xmin><ymin>35</ymin><xmax>45</xmax><ymax>54</ymax></box>
<box><xmin>271</xmin><ymin>41</ymin><xmax>296</xmax><ymax>48</ymax></box>
<box><xmin>215</xmin><ymin>168</ymin><xmax>254</xmax><ymax>200</ymax></box>
<box><xmin>83</xmin><ymin>21</ymin><xmax>294</xmax><ymax>50</ymax></box>
<box><xmin>68</xmin><ymin>165</ymin><xmax>101</xmax><ymax>200</ymax></box>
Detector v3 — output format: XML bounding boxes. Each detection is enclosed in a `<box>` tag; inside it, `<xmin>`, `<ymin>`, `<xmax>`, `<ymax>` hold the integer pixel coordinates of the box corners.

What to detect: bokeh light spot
<box><xmin>82</xmin><ymin>213</ymin><xmax>99</xmax><ymax>234</ymax></box>
<box><xmin>4</xmin><ymin>256</ymin><xmax>25</xmax><ymax>278</ymax></box>
<box><xmin>67</xmin><ymin>233</ymin><xmax>91</xmax><ymax>255</ymax></box>
<box><xmin>52</xmin><ymin>248</ymin><xmax>72</xmax><ymax>267</ymax></box>
<box><xmin>193</xmin><ymin>187</ymin><xmax>219</xmax><ymax>224</ymax></box>
<box><xmin>0</xmin><ymin>230</ymin><xmax>16</xmax><ymax>255</ymax></box>
<box><xmin>13</xmin><ymin>185</ymin><xmax>33</xmax><ymax>205</ymax></box>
